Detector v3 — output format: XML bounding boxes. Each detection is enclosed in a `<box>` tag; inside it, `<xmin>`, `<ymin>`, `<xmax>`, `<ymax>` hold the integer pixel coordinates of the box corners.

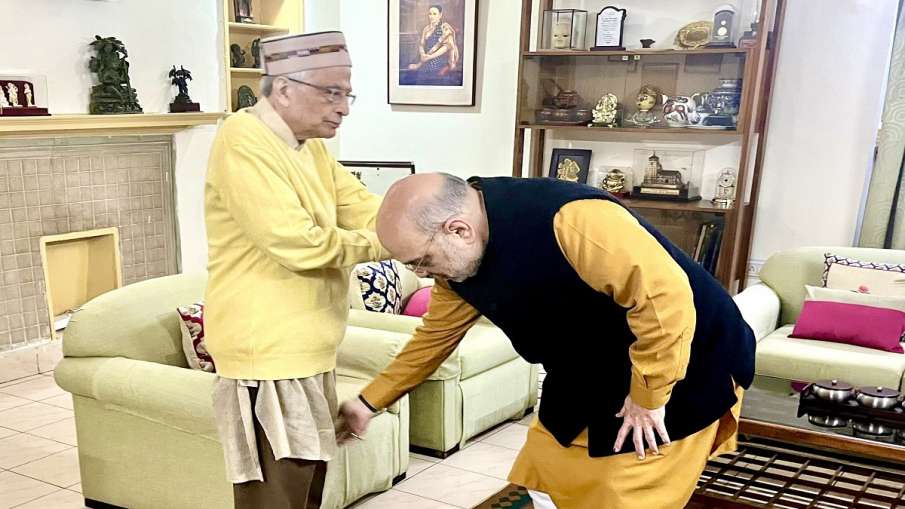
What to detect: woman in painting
<box><xmin>408</xmin><ymin>5</ymin><xmax>460</xmax><ymax>81</ymax></box>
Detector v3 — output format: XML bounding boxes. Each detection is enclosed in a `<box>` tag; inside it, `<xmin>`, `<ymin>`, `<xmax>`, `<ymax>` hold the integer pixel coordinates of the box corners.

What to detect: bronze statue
<box><xmin>169</xmin><ymin>65</ymin><xmax>200</xmax><ymax>113</ymax></box>
<box><xmin>88</xmin><ymin>35</ymin><xmax>142</xmax><ymax>114</ymax></box>
<box><xmin>230</xmin><ymin>44</ymin><xmax>246</xmax><ymax>68</ymax></box>
<box><xmin>236</xmin><ymin>85</ymin><xmax>257</xmax><ymax>110</ymax></box>
<box><xmin>251</xmin><ymin>38</ymin><xmax>261</xmax><ymax>68</ymax></box>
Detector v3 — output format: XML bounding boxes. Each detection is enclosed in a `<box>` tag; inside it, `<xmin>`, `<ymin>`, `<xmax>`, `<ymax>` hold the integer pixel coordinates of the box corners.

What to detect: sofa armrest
<box><xmin>54</xmin><ymin>356</ymin><xmax>218</xmax><ymax>437</ymax></box>
<box><xmin>733</xmin><ymin>283</ymin><xmax>781</xmax><ymax>341</ymax></box>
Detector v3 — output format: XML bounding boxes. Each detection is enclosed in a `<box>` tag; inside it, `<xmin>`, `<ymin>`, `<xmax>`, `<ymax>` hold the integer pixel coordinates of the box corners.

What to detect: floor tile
<box><xmin>0</xmin><ymin>402</ymin><xmax>71</xmax><ymax>432</ymax></box>
<box><xmin>395</xmin><ymin>464</ymin><xmax>507</xmax><ymax>508</ymax></box>
<box><xmin>441</xmin><ymin>442</ymin><xmax>519</xmax><ymax>480</ymax></box>
<box><xmin>0</xmin><ymin>470</ymin><xmax>58</xmax><ymax>509</ymax></box>
<box><xmin>0</xmin><ymin>350</ymin><xmax>38</xmax><ymax>385</ymax></box>
<box><xmin>354</xmin><ymin>488</ymin><xmax>460</xmax><ymax>508</ymax></box>
<box><xmin>0</xmin><ymin>426</ymin><xmax>17</xmax><ymax>440</ymax></box>
<box><xmin>0</xmin><ymin>375</ymin><xmax>66</xmax><ymax>402</ymax></box>
<box><xmin>67</xmin><ymin>482</ymin><xmax>81</xmax><ymax>493</ymax></box>
<box><xmin>406</xmin><ymin>455</ymin><xmax>436</xmax><ymax>477</ymax></box>
<box><xmin>36</xmin><ymin>343</ymin><xmax>63</xmax><ymax>374</ymax></box>
<box><xmin>12</xmin><ymin>448</ymin><xmax>81</xmax><ymax>488</ymax></box>
<box><xmin>480</xmin><ymin>423</ymin><xmax>529</xmax><ymax>451</ymax></box>
<box><xmin>0</xmin><ymin>432</ymin><xmax>70</xmax><ymax>469</ymax></box>
<box><xmin>409</xmin><ymin>452</ymin><xmax>441</xmax><ymax>464</ymax></box>
<box><xmin>517</xmin><ymin>412</ymin><xmax>536</xmax><ymax>426</ymax></box>
<box><xmin>28</xmin><ymin>418</ymin><xmax>77</xmax><ymax>447</ymax></box>
<box><xmin>40</xmin><ymin>394</ymin><xmax>73</xmax><ymax>411</ymax></box>
<box><xmin>0</xmin><ymin>375</ymin><xmax>44</xmax><ymax>390</ymax></box>
<box><xmin>8</xmin><ymin>487</ymin><xmax>86</xmax><ymax>508</ymax></box>
<box><xmin>0</xmin><ymin>393</ymin><xmax>31</xmax><ymax>413</ymax></box>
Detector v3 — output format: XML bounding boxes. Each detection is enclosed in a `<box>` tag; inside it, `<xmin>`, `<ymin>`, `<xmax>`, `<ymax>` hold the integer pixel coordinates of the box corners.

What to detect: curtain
<box><xmin>860</xmin><ymin>1</ymin><xmax>905</xmax><ymax>249</ymax></box>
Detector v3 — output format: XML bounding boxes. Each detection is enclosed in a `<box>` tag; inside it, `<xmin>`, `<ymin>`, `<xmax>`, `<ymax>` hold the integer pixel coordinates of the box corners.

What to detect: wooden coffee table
<box><xmin>689</xmin><ymin>377</ymin><xmax>905</xmax><ymax>508</ymax></box>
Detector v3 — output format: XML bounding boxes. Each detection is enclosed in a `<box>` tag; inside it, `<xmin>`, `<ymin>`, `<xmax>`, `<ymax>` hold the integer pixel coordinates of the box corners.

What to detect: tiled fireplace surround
<box><xmin>0</xmin><ymin>135</ymin><xmax>180</xmax><ymax>380</ymax></box>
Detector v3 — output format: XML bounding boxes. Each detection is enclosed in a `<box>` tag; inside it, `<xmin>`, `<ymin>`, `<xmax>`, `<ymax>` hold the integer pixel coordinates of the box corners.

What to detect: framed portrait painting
<box><xmin>549</xmin><ymin>149</ymin><xmax>592</xmax><ymax>184</ymax></box>
<box><xmin>388</xmin><ymin>0</ymin><xmax>478</xmax><ymax>106</ymax></box>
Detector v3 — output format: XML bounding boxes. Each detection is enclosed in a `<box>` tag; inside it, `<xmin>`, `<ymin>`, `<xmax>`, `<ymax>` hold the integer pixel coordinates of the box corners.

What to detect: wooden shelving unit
<box><xmin>513</xmin><ymin>0</ymin><xmax>786</xmax><ymax>292</ymax></box>
<box><xmin>222</xmin><ymin>0</ymin><xmax>302</xmax><ymax>112</ymax></box>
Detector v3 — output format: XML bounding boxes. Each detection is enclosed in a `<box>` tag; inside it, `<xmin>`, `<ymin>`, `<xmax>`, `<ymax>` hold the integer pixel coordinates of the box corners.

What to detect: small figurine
<box><xmin>88</xmin><ymin>35</ymin><xmax>143</xmax><ymax>114</ymax></box>
<box><xmin>627</xmin><ymin>85</ymin><xmax>664</xmax><ymax>127</ymax></box>
<box><xmin>589</xmin><ymin>93</ymin><xmax>619</xmax><ymax>128</ymax></box>
<box><xmin>0</xmin><ymin>87</ymin><xmax>9</xmax><ymax>108</ymax></box>
<box><xmin>601</xmin><ymin>169</ymin><xmax>629</xmax><ymax>197</ymax></box>
<box><xmin>251</xmin><ymin>38</ymin><xmax>262</xmax><ymax>68</ymax></box>
<box><xmin>6</xmin><ymin>83</ymin><xmax>20</xmax><ymax>107</ymax></box>
<box><xmin>230</xmin><ymin>44</ymin><xmax>246</xmax><ymax>68</ymax></box>
<box><xmin>236</xmin><ymin>85</ymin><xmax>257</xmax><ymax>110</ymax></box>
<box><xmin>24</xmin><ymin>84</ymin><xmax>33</xmax><ymax>107</ymax></box>
<box><xmin>169</xmin><ymin>65</ymin><xmax>201</xmax><ymax>113</ymax></box>
<box><xmin>640</xmin><ymin>39</ymin><xmax>655</xmax><ymax>48</ymax></box>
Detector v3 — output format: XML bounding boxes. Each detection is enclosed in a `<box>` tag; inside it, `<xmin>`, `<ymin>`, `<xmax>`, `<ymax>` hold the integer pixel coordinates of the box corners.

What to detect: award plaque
<box><xmin>707</xmin><ymin>5</ymin><xmax>737</xmax><ymax>47</ymax></box>
<box><xmin>592</xmin><ymin>6</ymin><xmax>627</xmax><ymax>51</ymax></box>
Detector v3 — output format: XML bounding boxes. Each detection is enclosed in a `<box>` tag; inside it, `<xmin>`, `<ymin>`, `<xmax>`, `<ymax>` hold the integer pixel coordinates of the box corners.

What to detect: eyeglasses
<box><xmin>405</xmin><ymin>228</ymin><xmax>441</xmax><ymax>275</ymax></box>
<box><xmin>283</xmin><ymin>76</ymin><xmax>357</xmax><ymax>105</ymax></box>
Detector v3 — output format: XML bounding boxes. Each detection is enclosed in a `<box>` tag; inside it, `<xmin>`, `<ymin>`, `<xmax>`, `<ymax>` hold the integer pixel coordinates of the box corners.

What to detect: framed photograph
<box><xmin>339</xmin><ymin>160</ymin><xmax>415</xmax><ymax>196</ymax></box>
<box><xmin>549</xmin><ymin>149</ymin><xmax>592</xmax><ymax>184</ymax></box>
<box><xmin>388</xmin><ymin>0</ymin><xmax>478</xmax><ymax>106</ymax></box>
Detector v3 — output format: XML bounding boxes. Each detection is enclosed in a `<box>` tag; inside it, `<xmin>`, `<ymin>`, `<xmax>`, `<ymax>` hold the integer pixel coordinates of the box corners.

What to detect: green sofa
<box><xmin>54</xmin><ymin>273</ymin><xmax>410</xmax><ymax>509</ymax></box>
<box><xmin>348</xmin><ymin>262</ymin><xmax>539</xmax><ymax>456</ymax></box>
<box><xmin>733</xmin><ymin>246</ymin><xmax>905</xmax><ymax>391</ymax></box>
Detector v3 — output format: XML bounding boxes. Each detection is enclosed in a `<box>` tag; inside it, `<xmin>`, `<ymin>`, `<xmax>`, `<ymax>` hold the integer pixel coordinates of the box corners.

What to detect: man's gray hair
<box><xmin>260</xmin><ymin>70</ymin><xmax>312</xmax><ymax>97</ymax></box>
<box><xmin>411</xmin><ymin>173</ymin><xmax>468</xmax><ymax>234</ymax></box>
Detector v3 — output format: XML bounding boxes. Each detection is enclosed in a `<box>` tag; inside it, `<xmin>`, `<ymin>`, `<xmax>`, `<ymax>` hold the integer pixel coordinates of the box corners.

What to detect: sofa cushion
<box><xmin>756</xmin><ymin>325</ymin><xmax>905</xmax><ymax>391</ymax></box>
<box><xmin>823</xmin><ymin>253</ymin><xmax>905</xmax><ymax>296</ymax></box>
<box><xmin>790</xmin><ymin>300</ymin><xmax>905</xmax><ymax>353</ymax></box>
<box><xmin>176</xmin><ymin>302</ymin><xmax>216</xmax><ymax>372</ymax></box>
<box><xmin>457</xmin><ymin>325</ymin><xmax>520</xmax><ymax>379</ymax></box>
<box><xmin>353</xmin><ymin>261</ymin><xmax>402</xmax><ymax>314</ymax></box>
<box><xmin>805</xmin><ymin>285</ymin><xmax>905</xmax><ymax>311</ymax></box>
<box><xmin>402</xmin><ymin>286</ymin><xmax>432</xmax><ymax>317</ymax></box>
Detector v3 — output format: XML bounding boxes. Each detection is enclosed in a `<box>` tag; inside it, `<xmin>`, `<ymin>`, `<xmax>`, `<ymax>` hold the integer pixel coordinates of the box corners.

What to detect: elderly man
<box><xmin>338</xmin><ymin>174</ymin><xmax>755</xmax><ymax>508</ymax></box>
<box><xmin>204</xmin><ymin>32</ymin><xmax>386</xmax><ymax>508</ymax></box>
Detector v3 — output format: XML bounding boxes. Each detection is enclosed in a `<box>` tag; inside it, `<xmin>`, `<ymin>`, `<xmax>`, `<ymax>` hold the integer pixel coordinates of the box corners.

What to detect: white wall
<box><xmin>749</xmin><ymin>0</ymin><xmax>897</xmax><ymax>272</ymax></box>
<box><xmin>5</xmin><ymin>0</ymin><xmax>225</xmax><ymax>273</ymax></box>
<box><xmin>325</xmin><ymin>0</ymin><xmax>522</xmax><ymax>179</ymax></box>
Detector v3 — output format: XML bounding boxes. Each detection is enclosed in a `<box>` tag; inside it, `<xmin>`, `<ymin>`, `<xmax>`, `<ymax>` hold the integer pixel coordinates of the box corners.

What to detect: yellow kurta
<box><xmin>360</xmin><ymin>198</ymin><xmax>742</xmax><ymax>508</ymax></box>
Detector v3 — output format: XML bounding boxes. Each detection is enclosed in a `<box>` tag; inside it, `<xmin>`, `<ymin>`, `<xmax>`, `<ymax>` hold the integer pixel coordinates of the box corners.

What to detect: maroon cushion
<box><xmin>790</xmin><ymin>300</ymin><xmax>905</xmax><ymax>353</ymax></box>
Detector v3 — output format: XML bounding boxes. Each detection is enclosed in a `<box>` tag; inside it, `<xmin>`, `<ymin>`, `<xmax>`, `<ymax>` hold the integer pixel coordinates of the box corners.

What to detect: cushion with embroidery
<box><xmin>176</xmin><ymin>302</ymin><xmax>216</xmax><ymax>372</ymax></box>
<box><xmin>353</xmin><ymin>261</ymin><xmax>402</xmax><ymax>314</ymax></box>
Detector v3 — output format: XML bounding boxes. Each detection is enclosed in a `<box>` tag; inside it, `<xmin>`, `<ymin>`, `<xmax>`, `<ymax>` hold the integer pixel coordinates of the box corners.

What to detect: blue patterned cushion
<box><xmin>354</xmin><ymin>261</ymin><xmax>402</xmax><ymax>314</ymax></box>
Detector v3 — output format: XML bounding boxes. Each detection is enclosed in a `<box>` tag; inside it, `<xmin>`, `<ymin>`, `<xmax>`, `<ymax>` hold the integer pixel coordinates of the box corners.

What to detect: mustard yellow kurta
<box><xmin>360</xmin><ymin>199</ymin><xmax>743</xmax><ymax>509</ymax></box>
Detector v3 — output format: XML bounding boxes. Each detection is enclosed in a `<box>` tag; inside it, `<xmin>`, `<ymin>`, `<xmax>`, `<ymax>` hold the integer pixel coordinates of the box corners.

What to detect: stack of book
<box><xmin>692</xmin><ymin>218</ymin><xmax>724</xmax><ymax>276</ymax></box>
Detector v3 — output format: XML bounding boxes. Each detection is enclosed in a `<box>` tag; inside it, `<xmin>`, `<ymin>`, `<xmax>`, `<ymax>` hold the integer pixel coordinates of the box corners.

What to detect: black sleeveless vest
<box><xmin>449</xmin><ymin>177</ymin><xmax>755</xmax><ymax>457</ymax></box>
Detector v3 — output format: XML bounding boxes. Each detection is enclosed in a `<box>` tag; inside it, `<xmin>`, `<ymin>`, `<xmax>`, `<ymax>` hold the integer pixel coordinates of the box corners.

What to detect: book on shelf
<box><xmin>693</xmin><ymin>218</ymin><xmax>725</xmax><ymax>275</ymax></box>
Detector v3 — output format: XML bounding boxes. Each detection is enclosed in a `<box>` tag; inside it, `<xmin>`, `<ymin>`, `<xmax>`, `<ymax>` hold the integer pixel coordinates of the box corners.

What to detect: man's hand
<box><xmin>336</xmin><ymin>397</ymin><xmax>376</xmax><ymax>445</ymax></box>
<box><xmin>613</xmin><ymin>395</ymin><xmax>670</xmax><ymax>459</ymax></box>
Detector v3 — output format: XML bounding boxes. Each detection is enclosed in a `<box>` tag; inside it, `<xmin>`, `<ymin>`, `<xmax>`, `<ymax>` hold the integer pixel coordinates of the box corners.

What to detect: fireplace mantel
<box><xmin>0</xmin><ymin>112</ymin><xmax>224</xmax><ymax>137</ymax></box>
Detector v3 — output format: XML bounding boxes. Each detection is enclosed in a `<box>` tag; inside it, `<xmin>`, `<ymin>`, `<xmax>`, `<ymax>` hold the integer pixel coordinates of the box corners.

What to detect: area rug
<box><xmin>473</xmin><ymin>483</ymin><xmax>534</xmax><ymax>508</ymax></box>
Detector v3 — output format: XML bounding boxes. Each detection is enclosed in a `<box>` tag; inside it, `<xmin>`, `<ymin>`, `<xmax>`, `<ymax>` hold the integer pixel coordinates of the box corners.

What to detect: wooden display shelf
<box><xmin>621</xmin><ymin>198</ymin><xmax>734</xmax><ymax>214</ymax></box>
<box><xmin>519</xmin><ymin>123</ymin><xmax>739</xmax><ymax>136</ymax></box>
<box><xmin>228</xmin><ymin>22</ymin><xmax>290</xmax><ymax>34</ymax></box>
<box><xmin>523</xmin><ymin>48</ymin><xmax>749</xmax><ymax>57</ymax></box>
<box><xmin>0</xmin><ymin>112</ymin><xmax>224</xmax><ymax>137</ymax></box>
<box><xmin>230</xmin><ymin>67</ymin><xmax>264</xmax><ymax>75</ymax></box>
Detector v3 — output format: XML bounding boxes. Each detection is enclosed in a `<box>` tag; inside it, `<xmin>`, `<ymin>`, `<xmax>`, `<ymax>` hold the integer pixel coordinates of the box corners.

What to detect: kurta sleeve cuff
<box><xmin>630</xmin><ymin>375</ymin><xmax>673</xmax><ymax>410</ymax></box>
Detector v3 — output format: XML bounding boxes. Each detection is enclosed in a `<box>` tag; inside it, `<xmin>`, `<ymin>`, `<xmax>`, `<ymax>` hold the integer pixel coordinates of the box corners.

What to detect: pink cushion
<box><xmin>402</xmin><ymin>286</ymin><xmax>432</xmax><ymax>317</ymax></box>
<box><xmin>176</xmin><ymin>302</ymin><xmax>216</xmax><ymax>372</ymax></box>
<box><xmin>790</xmin><ymin>300</ymin><xmax>905</xmax><ymax>353</ymax></box>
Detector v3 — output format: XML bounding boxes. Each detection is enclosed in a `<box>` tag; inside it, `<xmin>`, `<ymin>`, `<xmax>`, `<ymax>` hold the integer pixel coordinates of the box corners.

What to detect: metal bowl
<box><xmin>812</xmin><ymin>379</ymin><xmax>854</xmax><ymax>402</ymax></box>
<box><xmin>855</xmin><ymin>386</ymin><xmax>900</xmax><ymax>409</ymax></box>
<box><xmin>807</xmin><ymin>413</ymin><xmax>849</xmax><ymax>428</ymax></box>
<box><xmin>852</xmin><ymin>420</ymin><xmax>894</xmax><ymax>436</ymax></box>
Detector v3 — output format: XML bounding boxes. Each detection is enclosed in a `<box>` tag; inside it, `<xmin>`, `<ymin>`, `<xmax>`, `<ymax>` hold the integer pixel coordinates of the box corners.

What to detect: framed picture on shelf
<box><xmin>388</xmin><ymin>0</ymin><xmax>478</xmax><ymax>106</ymax></box>
<box><xmin>549</xmin><ymin>149</ymin><xmax>592</xmax><ymax>184</ymax></box>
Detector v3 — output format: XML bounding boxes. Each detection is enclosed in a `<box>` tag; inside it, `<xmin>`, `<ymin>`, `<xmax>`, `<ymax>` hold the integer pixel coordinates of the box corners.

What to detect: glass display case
<box><xmin>0</xmin><ymin>73</ymin><xmax>49</xmax><ymax>116</ymax></box>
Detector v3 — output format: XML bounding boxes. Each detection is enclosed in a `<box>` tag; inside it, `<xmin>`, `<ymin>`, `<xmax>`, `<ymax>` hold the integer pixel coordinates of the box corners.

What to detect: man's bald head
<box><xmin>377</xmin><ymin>173</ymin><xmax>487</xmax><ymax>281</ymax></box>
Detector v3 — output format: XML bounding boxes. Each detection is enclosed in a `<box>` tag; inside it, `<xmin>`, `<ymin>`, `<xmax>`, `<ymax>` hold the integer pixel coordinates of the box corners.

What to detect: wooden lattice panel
<box><xmin>694</xmin><ymin>441</ymin><xmax>905</xmax><ymax>508</ymax></box>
